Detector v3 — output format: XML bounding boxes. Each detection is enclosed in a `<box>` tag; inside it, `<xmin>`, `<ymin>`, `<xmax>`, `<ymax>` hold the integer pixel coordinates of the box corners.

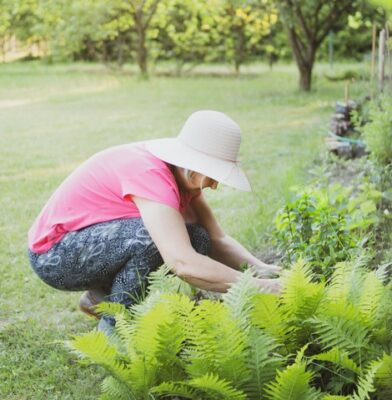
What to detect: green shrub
<box><xmin>68</xmin><ymin>262</ymin><xmax>392</xmax><ymax>399</ymax></box>
<box><xmin>360</xmin><ymin>95</ymin><xmax>392</xmax><ymax>166</ymax></box>
<box><xmin>273</xmin><ymin>183</ymin><xmax>381</xmax><ymax>280</ymax></box>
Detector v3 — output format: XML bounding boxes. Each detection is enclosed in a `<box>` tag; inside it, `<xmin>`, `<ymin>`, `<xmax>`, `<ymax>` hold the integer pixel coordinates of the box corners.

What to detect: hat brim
<box><xmin>145</xmin><ymin>138</ymin><xmax>252</xmax><ymax>192</ymax></box>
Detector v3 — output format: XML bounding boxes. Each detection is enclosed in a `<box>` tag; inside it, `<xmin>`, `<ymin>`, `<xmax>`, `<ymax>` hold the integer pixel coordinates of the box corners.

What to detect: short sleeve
<box><xmin>120</xmin><ymin>168</ymin><xmax>180</xmax><ymax>210</ymax></box>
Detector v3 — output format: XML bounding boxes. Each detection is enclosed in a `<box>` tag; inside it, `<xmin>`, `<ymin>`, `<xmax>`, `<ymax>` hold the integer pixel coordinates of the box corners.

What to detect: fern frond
<box><xmin>147</xmin><ymin>264</ymin><xmax>193</xmax><ymax>297</ymax></box>
<box><xmin>68</xmin><ymin>331</ymin><xmax>131</xmax><ymax>384</ymax></box>
<box><xmin>281</xmin><ymin>259</ymin><xmax>325</xmax><ymax>320</ymax></box>
<box><xmin>352</xmin><ymin>360</ymin><xmax>380</xmax><ymax>400</ymax></box>
<box><xmin>326</xmin><ymin>262</ymin><xmax>364</xmax><ymax>305</ymax></box>
<box><xmin>185</xmin><ymin>299</ymin><xmax>248</xmax><ymax>386</ymax></box>
<box><xmin>321</xmin><ymin>396</ymin><xmax>350</xmax><ymax>399</ymax></box>
<box><xmin>188</xmin><ymin>373</ymin><xmax>247</xmax><ymax>400</ymax></box>
<box><xmin>100</xmin><ymin>376</ymin><xmax>136</xmax><ymax>400</ymax></box>
<box><xmin>251</xmin><ymin>293</ymin><xmax>292</xmax><ymax>341</ymax></box>
<box><xmin>114</xmin><ymin>312</ymin><xmax>135</xmax><ymax>347</ymax></box>
<box><xmin>154</xmin><ymin>294</ymin><xmax>194</xmax><ymax>381</ymax></box>
<box><xmin>95</xmin><ymin>301</ymin><xmax>127</xmax><ymax>317</ymax></box>
<box><xmin>129</xmin><ymin>293</ymin><xmax>193</xmax><ymax>391</ymax></box>
<box><xmin>266</xmin><ymin>348</ymin><xmax>321</xmax><ymax>400</ymax></box>
<box><xmin>311</xmin><ymin>314</ymin><xmax>370</xmax><ymax>364</ymax></box>
<box><xmin>312</xmin><ymin>346</ymin><xmax>361</xmax><ymax>374</ymax></box>
<box><xmin>243</xmin><ymin>327</ymin><xmax>282</xmax><ymax>400</ymax></box>
<box><xmin>150</xmin><ymin>381</ymin><xmax>196</xmax><ymax>399</ymax></box>
<box><xmin>222</xmin><ymin>269</ymin><xmax>259</xmax><ymax>330</ymax></box>
<box><xmin>358</xmin><ymin>272</ymin><xmax>387</xmax><ymax>327</ymax></box>
<box><xmin>375</xmin><ymin>353</ymin><xmax>392</xmax><ymax>399</ymax></box>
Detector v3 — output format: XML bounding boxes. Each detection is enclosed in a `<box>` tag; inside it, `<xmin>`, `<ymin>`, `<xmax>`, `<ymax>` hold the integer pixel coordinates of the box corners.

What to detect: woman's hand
<box><xmin>252</xmin><ymin>263</ymin><xmax>282</xmax><ymax>278</ymax></box>
<box><xmin>257</xmin><ymin>278</ymin><xmax>282</xmax><ymax>294</ymax></box>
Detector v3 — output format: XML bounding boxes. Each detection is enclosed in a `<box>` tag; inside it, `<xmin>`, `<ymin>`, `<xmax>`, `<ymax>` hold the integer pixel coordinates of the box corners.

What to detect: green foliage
<box><xmin>266</xmin><ymin>346</ymin><xmax>320</xmax><ymax>400</ymax></box>
<box><xmin>69</xmin><ymin>260</ymin><xmax>392</xmax><ymax>399</ymax></box>
<box><xmin>274</xmin><ymin>183</ymin><xmax>381</xmax><ymax>279</ymax></box>
<box><xmin>360</xmin><ymin>96</ymin><xmax>392</xmax><ymax>167</ymax></box>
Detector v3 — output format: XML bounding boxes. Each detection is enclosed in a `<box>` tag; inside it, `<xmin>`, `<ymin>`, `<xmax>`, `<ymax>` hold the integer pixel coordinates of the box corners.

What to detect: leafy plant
<box><xmin>359</xmin><ymin>95</ymin><xmax>392</xmax><ymax>167</ymax></box>
<box><xmin>68</xmin><ymin>262</ymin><xmax>392</xmax><ymax>399</ymax></box>
<box><xmin>273</xmin><ymin>183</ymin><xmax>381</xmax><ymax>280</ymax></box>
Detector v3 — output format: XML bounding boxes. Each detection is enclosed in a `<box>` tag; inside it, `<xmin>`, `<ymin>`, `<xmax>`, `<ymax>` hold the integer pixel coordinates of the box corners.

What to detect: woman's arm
<box><xmin>133</xmin><ymin>196</ymin><xmax>280</xmax><ymax>293</ymax></box>
<box><xmin>190</xmin><ymin>194</ymin><xmax>281</xmax><ymax>277</ymax></box>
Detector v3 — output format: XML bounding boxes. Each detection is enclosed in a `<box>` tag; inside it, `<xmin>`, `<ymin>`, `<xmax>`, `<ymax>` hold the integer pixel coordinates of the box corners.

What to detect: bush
<box><xmin>360</xmin><ymin>95</ymin><xmax>392</xmax><ymax>167</ymax></box>
<box><xmin>273</xmin><ymin>183</ymin><xmax>381</xmax><ymax>280</ymax></box>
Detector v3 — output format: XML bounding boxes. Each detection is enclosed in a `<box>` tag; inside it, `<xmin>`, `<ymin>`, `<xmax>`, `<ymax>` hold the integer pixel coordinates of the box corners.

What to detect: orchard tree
<box><xmin>97</xmin><ymin>0</ymin><xmax>161</xmax><ymax>75</ymax></box>
<box><xmin>152</xmin><ymin>0</ymin><xmax>218</xmax><ymax>75</ymax></box>
<box><xmin>125</xmin><ymin>0</ymin><xmax>161</xmax><ymax>76</ymax></box>
<box><xmin>278</xmin><ymin>0</ymin><xmax>358</xmax><ymax>91</ymax></box>
<box><xmin>214</xmin><ymin>0</ymin><xmax>278</xmax><ymax>73</ymax></box>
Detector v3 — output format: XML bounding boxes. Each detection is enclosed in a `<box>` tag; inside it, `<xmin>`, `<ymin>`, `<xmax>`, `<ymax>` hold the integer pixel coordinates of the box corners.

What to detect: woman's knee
<box><xmin>186</xmin><ymin>223</ymin><xmax>211</xmax><ymax>255</ymax></box>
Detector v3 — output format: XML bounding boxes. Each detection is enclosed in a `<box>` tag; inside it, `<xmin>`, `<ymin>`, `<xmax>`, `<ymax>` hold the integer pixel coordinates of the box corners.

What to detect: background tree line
<box><xmin>0</xmin><ymin>0</ymin><xmax>389</xmax><ymax>90</ymax></box>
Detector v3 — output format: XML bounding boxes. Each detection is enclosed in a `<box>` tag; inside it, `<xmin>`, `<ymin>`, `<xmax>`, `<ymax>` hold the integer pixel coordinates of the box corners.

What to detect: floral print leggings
<box><xmin>28</xmin><ymin>218</ymin><xmax>210</xmax><ymax>309</ymax></box>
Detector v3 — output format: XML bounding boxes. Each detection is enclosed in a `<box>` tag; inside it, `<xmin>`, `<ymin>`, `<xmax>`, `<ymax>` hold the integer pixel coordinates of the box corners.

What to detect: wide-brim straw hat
<box><xmin>145</xmin><ymin>110</ymin><xmax>251</xmax><ymax>192</ymax></box>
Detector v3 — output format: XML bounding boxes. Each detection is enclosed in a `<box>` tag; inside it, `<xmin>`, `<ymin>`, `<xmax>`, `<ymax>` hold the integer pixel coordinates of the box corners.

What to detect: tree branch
<box><xmin>144</xmin><ymin>0</ymin><xmax>160</xmax><ymax>29</ymax></box>
<box><xmin>287</xmin><ymin>0</ymin><xmax>312</xmax><ymax>42</ymax></box>
<box><xmin>288</xmin><ymin>27</ymin><xmax>307</xmax><ymax>69</ymax></box>
<box><xmin>315</xmin><ymin>2</ymin><xmax>353</xmax><ymax>46</ymax></box>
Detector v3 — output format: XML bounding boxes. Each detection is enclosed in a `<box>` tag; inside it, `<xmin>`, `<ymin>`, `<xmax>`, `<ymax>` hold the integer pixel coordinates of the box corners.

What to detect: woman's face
<box><xmin>179</xmin><ymin>169</ymin><xmax>218</xmax><ymax>191</ymax></box>
<box><xmin>191</xmin><ymin>172</ymin><xmax>219</xmax><ymax>191</ymax></box>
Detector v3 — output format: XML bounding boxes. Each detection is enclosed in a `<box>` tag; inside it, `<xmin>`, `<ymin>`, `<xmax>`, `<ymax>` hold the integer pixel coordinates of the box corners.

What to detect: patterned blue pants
<box><xmin>28</xmin><ymin>218</ymin><xmax>210</xmax><ymax>308</ymax></box>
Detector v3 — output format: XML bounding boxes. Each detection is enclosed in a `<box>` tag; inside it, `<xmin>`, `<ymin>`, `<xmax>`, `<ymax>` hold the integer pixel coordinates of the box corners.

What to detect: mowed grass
<box><xmin>0</xmin><ymin>61</ymin><xmax>368</xmax><ymax>399</ymax></box>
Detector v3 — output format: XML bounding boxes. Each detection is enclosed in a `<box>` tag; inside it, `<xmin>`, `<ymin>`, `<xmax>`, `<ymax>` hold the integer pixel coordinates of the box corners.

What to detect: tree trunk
<box><xmin>134</xmin><ymin>11</ymin><xmax>148</xmax><ymax>77</ymax></box>
<box><xmin>234</xmin><ymin>59</ymin><xmax>241</xmax><ymax>74</ymax></box>
<box><xmin>299</xmin><ymin>63</ymin><xmax>312</xmax><ymax>91</ymax></box>
<box><xmin>137</xmin><ymin>29</ymin><xmax>148</xmax><ymax>76</ymax></box>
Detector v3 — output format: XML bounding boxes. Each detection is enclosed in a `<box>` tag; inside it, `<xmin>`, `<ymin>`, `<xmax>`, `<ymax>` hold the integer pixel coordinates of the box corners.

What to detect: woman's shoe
<box><xmin>79</xmin><ymin>290</ymin><xmax>108</xmax><ymax>319</ymax></box>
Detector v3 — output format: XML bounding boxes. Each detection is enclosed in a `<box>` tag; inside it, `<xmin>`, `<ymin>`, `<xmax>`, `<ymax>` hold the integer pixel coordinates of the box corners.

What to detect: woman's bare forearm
<box><xmin>209</xmin><ymin>235</ymin><xmax>264</xmax><ymax>268</ymax></box>
<box><xmin>174</xmin><ymin>252</ymin><xmax>242</xmax><ymax>292</ymax></box>
<box><xmin>173</xmin><ymin>252</ymin><xmax>280</xmax><ymax>294</ymax></box>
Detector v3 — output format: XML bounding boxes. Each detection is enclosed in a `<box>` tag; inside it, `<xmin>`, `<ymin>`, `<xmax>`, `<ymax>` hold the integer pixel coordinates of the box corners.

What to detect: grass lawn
<box><xmin>0</xmin><ymin>61</ymin><xmax>369</xmax><ymax>399</ymax></box>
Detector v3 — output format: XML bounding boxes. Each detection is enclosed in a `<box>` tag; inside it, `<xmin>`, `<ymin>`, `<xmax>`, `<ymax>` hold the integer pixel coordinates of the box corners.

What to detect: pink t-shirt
<box><xmin>28</xmin><ymin>142</ymin><xmax>199</xmax><ymax>253</ymax></box>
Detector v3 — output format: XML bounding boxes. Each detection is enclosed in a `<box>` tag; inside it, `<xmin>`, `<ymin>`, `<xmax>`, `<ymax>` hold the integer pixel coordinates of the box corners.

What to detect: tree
<box><xmin>278</xmin><ymin>0</ymin><xmax>358</xmax><ymax>91</ymax></box>
<box><xmin>125</xmin><ymin>0</ymin><xmax>161</xmax><ymax>76</ymax></box>
<box><xmin>151</xmin><ymin>0</ymin><xmax>213</xmax><ymax>75</ymax></box>
<box><xmin>215</xmin><ymin>0</ymin><xmax>277</xmax><ymax>73</ymax></box>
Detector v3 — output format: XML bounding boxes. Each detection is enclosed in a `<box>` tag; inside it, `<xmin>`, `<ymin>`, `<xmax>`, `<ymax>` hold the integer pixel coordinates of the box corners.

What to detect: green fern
<box><xmin>279</xmin><ymin>260</ymin><xmax>325</xmax><ymax>348</ymax></box>
<box><xmin>352</xmin><ymin>360</ymin><xmax>380</xmax><ymax>400</ymax></box>
<box><xmin>266</xmin><ymin>347</ymin><xmax>321</xmax><ymax>400</ymax></box>
<box><xmin>150</xmin><ymin>381</ymin><xmax>196</xmax><ymax>399</ymax></box>
<box><xmin>95</xmin><ymin>301</ymin><xmax>127</xmax><ymax>317</ymax></box>
<box><xmin>312</xmin><ymin>346</ymin><xmax>361</xmax><ymax>375</ymax></box>
<box><xmin>222</xmin><ymin>269</ymin><xmax>259</xmax><ymax>330</ymax></box>
<box><xmin>187</xmin><ymin>373</ymin><xmax>247</xmax><ymax>400</ymax></box>
<box><xmin>243</xmin><ymin>327</ymin><xmax>282</xmax><ymax>400</ymax></box>
<box><xmin>68</xmin><ymin>331</ymin><xmax>132</xmax><ymax>386</ymax></box>
<box><xmin>100</xmin><ymin>376</ymin><xmax>136</xmax><ymax>400</ymax></box>
<box><xmin>281</xmin><ymin>260</ymin><xmax>325</xmax><ymax>320</ymax></box>
<box><xmin>325</xmin><ymin>262</ymin><xmax>365</xmax><ymax>306</ymax></box>
<box><xmin>310</xmin><ymin>312</ymin><xmax>370</xmax><ymax>365</ymax></box>
<box><xmin>147</xmin><ymin>264</ymin><xmax>194</xmax><ymax>297</ymax></box>
<box><xmin>375</xmin><ymin>353</ymin><xmax>392</xmax><ymax>399</ymax></box>
<box><xmin>251</xmin><ymin>293</ymin><xmax>292</xmax><ymax>342</ymax></box>
<box><xmin>151</xmin><ymin>373</ymin><xmax>246</xmax><ymax>400</ymax></box>
<box><xmin>126</xmin><ymin>293</ymin><xmax>193</xmax><ymax>395</ymax></box>
<box><xmin>185</xmin><ymin>299</ymin><xmax>248</xmax><ymax>387</ymax></box>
